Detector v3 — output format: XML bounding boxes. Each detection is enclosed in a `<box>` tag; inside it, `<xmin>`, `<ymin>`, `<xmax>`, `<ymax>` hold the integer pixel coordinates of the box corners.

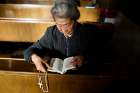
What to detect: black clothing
<box><xmin>24</xmin><ymin>22</ymin><xmax>101</xmax><ymax>63</ymax></box>
<box><xmin>24</xmin><ymin>22</ymin><xmax>109</xmax><ymax>73</ymax></box>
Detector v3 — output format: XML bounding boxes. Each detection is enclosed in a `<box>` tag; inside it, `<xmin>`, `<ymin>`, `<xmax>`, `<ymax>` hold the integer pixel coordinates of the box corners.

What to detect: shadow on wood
<box><xmin>0</xmin><ymin>59</ymin><xmax>112</xmax><ymax>93</ymax></box>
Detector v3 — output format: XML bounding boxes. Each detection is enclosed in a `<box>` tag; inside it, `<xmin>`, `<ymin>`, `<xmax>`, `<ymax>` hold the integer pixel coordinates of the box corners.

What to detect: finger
<box><xmin>70</xmin><ymin>57</ymin><xmax>77</xmax><ymax>63</ymax></box>
<box><xmin>44</xmin><ymin>62</ymin><xmax>52</xmax><ymax>69</ymax></box>
<box><xmin>38</xmin><ymin>67</ymin><xmax>46</xmax><ymax>72</ymax></box>
<box><xmin>36</xmin><ymin>64</ymin><xmax>46</xmax><ymax>72</ymax></box>
<box><xmin>74</xmin><ymin>60</ymin><xmax>83</xmax><ymax>67</ymax></box>
<box><xmin>42</xmin><ymin>60</ymin><xmax>51</xmax><ymax>69</ymax></box>
<box><xmin>70</xmin><ymin>60</ymin><xmax>77</xmax><ymax>65</ymax></box>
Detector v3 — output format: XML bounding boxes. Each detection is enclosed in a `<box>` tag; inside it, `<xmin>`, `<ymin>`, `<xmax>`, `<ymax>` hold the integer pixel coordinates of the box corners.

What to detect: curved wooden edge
<box><xmin>0</xmin><ymin>17</ymin><xmax>54</xmax><ymax>23</ymax></box>
<box><xmin>0</xmin><ymin>4</ymin><xmax>100</xmax><ymax>22</ymax></box>
<box><xmin>0</xmin><ymin>4</ymin><xmax>53</xmax><ymax>8</ymax></box>
<box><xmin>0</xmin><ymin>57</ymin><xmax>25</xmax><ymax>61</ymax></box>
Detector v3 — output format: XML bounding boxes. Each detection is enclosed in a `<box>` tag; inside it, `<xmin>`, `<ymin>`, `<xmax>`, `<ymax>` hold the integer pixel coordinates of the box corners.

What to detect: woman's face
<box><xmin>55</xmin><ymin>17</ymin><xmax>74</xmax><ymax>37</ymax></box>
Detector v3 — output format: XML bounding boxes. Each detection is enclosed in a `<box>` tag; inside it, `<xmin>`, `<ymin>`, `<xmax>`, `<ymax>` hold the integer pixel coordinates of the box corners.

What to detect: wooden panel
<box><xmin>0</xmin><ymin>4</ymin><xmax>100</xmax><ymax>42</ymax></box>
<box><xmin>0</xmin><ymin>4</ymin><xmax>53</xmax><ymax>20</ymax></box>
<box><xmin>0</xmin><ymin>21</ymin><xmax>54</xmax><ymax>42</ymax></box>
<box><xmin>0</xmin><ymin>4</ymin><xmax>100</xmax><ymax>22</ymax></box>
<box><xmin>0</xmin><ymin>71</ymin><xmax>112</xmax><ymax>93</ymax></box>
<box><xmin>0</xmin><ymin>21</ymin><xmax>112</xmax><ymax>42</ymax></box>
<box><xmin>0</xmin><ymin>0</ymin><xmax>54</xmax><ymax>4</ymax></box>
<box><xmin>0</xmin><ymin>58</ymin><xmax>112</xmax><ymax>93</ymax></box>
<box><xmin>0</xmin><ymin>58</ymin><xmax>34</xmax><ymax>71</ymax></box>
<box><xmin>78</xmin><ymin>7</ymin><xmax>100</xmax><ymax>22</ymax></box>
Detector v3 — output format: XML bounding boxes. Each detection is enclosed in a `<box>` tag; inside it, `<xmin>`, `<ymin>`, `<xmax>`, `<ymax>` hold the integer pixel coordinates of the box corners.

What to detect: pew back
<box><xmin>0</xmin><ymin>59</ymin><xmax>112</xmax><ymax>93</ymax></box>
<box><xmin>0</xmin><ymin>4</ymin><xmax>100</xmax><ymax>42</ymax></box>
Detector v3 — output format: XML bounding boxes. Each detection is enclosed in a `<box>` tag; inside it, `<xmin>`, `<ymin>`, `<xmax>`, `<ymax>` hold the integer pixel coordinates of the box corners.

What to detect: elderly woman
<box><xmin>24</xmin><ymin>2</ymin><xmax>100</xmax><ymax>73</ymax></box>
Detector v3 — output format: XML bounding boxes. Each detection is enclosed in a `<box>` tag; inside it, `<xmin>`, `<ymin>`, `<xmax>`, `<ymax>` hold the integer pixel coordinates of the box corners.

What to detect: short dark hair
<box><xmin>55</xmin><ymin>0</ymin><xmax>80</xmax><ymax>6</ymax></box>
<box><xmin>51</xmin><ymin>2</ymin><xmax>80</xmax><ymax>21</ymax></box>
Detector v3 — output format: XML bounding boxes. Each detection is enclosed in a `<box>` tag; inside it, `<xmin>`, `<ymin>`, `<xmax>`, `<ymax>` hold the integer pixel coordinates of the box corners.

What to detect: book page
<box><xmin>48</xmin><ymin>58</ymin><xmax>63</xmax><ymax>73</ymax></box>
<box><xmin>62</xmin><ymin>57</ymin><xmax>76</xmax><ymax>74</ymax></box>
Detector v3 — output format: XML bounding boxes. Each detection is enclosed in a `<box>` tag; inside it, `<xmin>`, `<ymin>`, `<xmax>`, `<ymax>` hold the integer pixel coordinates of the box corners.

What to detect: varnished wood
<box><xmin>0</xmin><ymin>59</ymin><xmax>35</xmax><ymax>72</ymax></box>
<box><xmin>0</xmin><ymin>21</ymin><xmax>112</xmax><ymax>42</ymax></box>
<box><xmin>0</xmin><ymin>21</ymin><xmax>54</xmax><ymax>42</ymax></box>
<box><xmin>0</xmin><ymin>59</ymin><xmax>112</xmax><ymax>93</ymax></box>
<box><xmin>0</xmin><ymin>57</ymin><xmax>24</xmax><ymax>61</ymax></box>
<box><xmin>0</xmin><ymin>4</ymin><xmax>100</xmax><ymax>42</ymax></box>
<box><xmin>0</xmin><ymin>71</ymin><xmax>112</xmax><ymax>93</ymax></box>
<box><xmin>0</xmin><ymin>0</ymin><xmax>54</xmax><ymax>4</ymax></box>
<box><xmin>0</xmin><ymin>4</ymin><xmax>100</xmax><ymax>22</ymax></box>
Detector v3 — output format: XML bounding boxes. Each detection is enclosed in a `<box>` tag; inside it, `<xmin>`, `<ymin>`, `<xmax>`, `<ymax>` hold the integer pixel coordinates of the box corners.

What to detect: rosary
<box><xmin>37</xmin><ymin>71</ymin><xmax>49</xmax><ymax>92</ymax></box>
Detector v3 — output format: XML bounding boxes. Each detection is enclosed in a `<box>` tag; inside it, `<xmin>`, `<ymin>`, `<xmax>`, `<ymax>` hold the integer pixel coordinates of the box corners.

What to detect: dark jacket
<box><xmin>24</xmin><ymin>22</ymin><xmax>102</xmax><ymax>65</ymax></box>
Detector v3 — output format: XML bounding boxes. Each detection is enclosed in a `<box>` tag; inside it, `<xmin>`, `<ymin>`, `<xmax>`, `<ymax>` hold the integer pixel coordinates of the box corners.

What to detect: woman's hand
<box><xmin>31</xmin><ymin>54</ymin><xmax>51</xmax><ymax>72</ymax></box>
<box><xmin>71</xmin><ymin>56</ymin><xmax>85</xmax><ymax>68</ymax></box>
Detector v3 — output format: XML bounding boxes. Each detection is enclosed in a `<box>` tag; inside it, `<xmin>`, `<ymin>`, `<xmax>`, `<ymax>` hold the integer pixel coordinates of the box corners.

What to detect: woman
<box><xmin>24</xmin><ymin>2</ymin><xmax>99</xmax><ymax>73</ymax></box>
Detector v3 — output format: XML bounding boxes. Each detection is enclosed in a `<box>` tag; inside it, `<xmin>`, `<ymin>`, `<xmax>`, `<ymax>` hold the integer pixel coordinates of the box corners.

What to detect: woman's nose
<box><xmin>60</xmin><ymin>26</ymin><xmax>67</xmax><ymax>31</ymax></box>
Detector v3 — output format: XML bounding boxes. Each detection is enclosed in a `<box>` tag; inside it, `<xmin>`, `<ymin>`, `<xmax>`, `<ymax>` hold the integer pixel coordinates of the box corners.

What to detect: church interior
<box><xmin>0</xmin><ymin>0</ymin><xmax>139</xmax><ymax>93</ymax></box>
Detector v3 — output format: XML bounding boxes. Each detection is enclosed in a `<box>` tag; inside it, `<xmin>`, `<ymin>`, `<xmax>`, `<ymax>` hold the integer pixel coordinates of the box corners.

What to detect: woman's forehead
<box><xmin>55</xmin><ymin>18</ymin><xmax>71</xmax><ymax>23</ymax></box>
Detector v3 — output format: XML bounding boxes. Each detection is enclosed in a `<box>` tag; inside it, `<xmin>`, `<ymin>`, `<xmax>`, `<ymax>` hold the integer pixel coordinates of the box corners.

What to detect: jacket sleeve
<box><xmin>23</xmin><ymin>26</ymin><xmax>54</xmax><ymax>62</ymax></box>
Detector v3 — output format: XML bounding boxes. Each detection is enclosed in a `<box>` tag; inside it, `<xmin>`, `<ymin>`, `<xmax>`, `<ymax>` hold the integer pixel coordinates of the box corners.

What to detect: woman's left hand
<box><xmin>71</xmin><ymin>55</ymin><xmax>85</xmax><ymax>68</ymax></box>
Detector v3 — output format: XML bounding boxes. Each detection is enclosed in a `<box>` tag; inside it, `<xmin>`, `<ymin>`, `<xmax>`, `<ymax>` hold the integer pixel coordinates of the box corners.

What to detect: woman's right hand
<box><xmin>31</xmin><ymin>54</ymin><xmax>50</xmax><ymax>72</ymax></box>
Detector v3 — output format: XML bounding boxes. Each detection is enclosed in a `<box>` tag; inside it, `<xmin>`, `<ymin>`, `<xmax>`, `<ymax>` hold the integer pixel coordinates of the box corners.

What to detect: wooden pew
<box><xmin>0</xmin><ymin>71</ymin><xmax>112</xmax><ymax>93</ymax></box>
<box><xmin>0</xmin><ymin>59</ymin><xmax>112</xmax><ymax>93</ymax></box>
<box><xmin>0</xmin><ymin>4</ymin><xmax>100</xmax><ymax>42</ymax></box>
<box><xmin>0</xmin><ymin>5</ymin><xmax>112</xmax><ymax>93</ymax></box>
<box><xmin>3</xmin><ymin>0</ymin><xmax>54</xmax><ymax>4</ymax></box>
<box><xmin>0</xmin><ymin>4</ymin><xmax>99</xmax><ymax>22</ymax></box>
<box><xmin>0</xmin><ymin>21</ymin><xmax>53</xmax><ymax>42</ymax></box>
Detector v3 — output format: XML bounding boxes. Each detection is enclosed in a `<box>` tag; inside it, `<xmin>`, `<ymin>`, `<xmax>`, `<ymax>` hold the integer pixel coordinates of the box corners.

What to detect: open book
<box><xmin>47</xmin><ymin>57</ymin><xmax>77</xmax><ymax>74</ymax></box>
